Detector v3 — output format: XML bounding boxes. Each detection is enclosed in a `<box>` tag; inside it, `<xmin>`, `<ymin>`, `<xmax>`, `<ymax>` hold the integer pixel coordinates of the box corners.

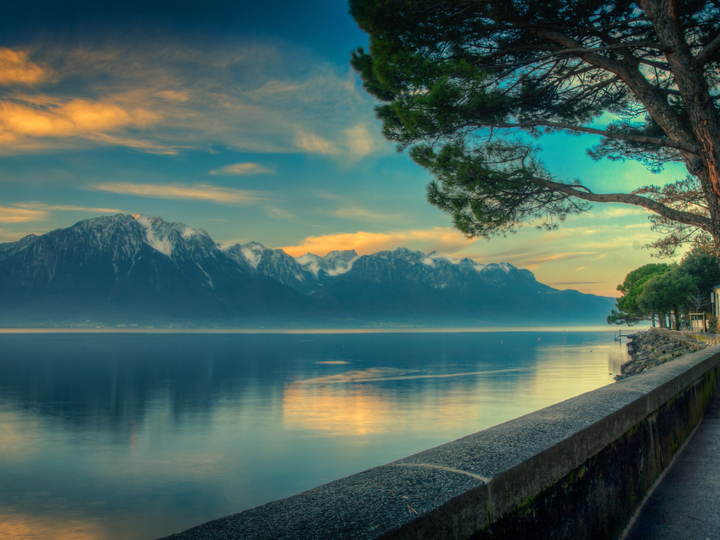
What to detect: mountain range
<box><xmin>0</xmin><ymin>214</ymin><xmax>615</xmax><ymax>327</ymax></box>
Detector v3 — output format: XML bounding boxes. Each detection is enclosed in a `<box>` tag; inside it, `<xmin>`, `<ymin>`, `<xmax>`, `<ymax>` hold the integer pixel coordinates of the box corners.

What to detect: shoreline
<box><xmin>0</xmin><ymin>325</ymin><xmax>633</xmax><ymax>335</ymax></box>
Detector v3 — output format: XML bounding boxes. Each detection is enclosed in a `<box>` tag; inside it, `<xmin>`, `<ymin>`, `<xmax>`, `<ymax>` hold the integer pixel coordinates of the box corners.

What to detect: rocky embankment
<box><xmin>616</xmin><ymin>328</ymin><xmax>712</xmax><ymax>381</ymax></box>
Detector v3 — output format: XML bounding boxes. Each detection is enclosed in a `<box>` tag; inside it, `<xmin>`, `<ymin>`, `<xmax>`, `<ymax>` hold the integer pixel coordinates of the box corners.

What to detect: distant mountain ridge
<box><xmin>0</xmin><ymin>214</ymin><xmax>615</xmax><ymax>327</ymax></box>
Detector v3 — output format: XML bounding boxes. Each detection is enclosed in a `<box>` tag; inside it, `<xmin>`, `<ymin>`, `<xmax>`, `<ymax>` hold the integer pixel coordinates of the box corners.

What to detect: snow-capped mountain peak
<box><xmin>131</xmin><ymin>213</ymin><xmax>213</xmax><ymax>258</ymax></box>
<box><xmin>133</xmin><ymin>214</ymin><xmax>173</xmax><ymax>256</ymax></box>
<box><xmin>295</xmin><ymin>253</ymin><xmax>322</xmax><ymax>277</ymax></box>
<box><xmin>239</xmin><ymin>241</ymin><xmax>266</xmax><ymax>269</ymax></box>
<box><xmin>322</xmin><ymin>250</ymin><xmax>358</xmax><ymax>276</ymax></box>
<box><xmin>295</xmin><ymin>250</ymin><xmax>358</xmax><ymax>278</ymax></box>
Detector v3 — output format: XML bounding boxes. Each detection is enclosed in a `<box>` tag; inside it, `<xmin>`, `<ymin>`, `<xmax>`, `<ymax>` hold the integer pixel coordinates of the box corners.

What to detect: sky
<box><xmin>0</xmin><ymin>0</ymin><xmax>691</xmax><ymax>297</ymax></box>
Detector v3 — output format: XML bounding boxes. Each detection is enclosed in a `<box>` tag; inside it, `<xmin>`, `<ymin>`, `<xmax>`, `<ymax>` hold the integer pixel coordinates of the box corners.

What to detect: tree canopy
<box><xmin>678</xmin><ymin>245</ymin><xmax>720</xmax><ymax>293</ymax></box>
<box><xmin>608</xmin><ymin>247</ymin><xmax>720</xmax><ymax>326</ymax></box>
<box><xmin>638</xmin><ymin>266</ymin><xmax>695</xmax><ymax>328</ymax></box>
<box><xmin>350</xmin><ymin>0</ymin><xmax>720</xmax><ymax>254</ymax></box>
<box><xmin>607</xmin><ymin>263</ymin><xmax>669</xmax><ymax>324</ymax></box>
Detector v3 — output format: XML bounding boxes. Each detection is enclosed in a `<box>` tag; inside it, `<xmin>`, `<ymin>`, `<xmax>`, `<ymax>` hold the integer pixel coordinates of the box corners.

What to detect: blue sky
<box><xmin>0</xmin><ymin>1</ymin><xmax>690</xmax><ymax>296</ymax></box>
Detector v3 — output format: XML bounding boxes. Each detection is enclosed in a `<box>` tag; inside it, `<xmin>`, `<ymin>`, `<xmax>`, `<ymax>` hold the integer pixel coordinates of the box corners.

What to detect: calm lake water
<box><xmin>0</xmin><ymin>329</ymin><xmax>629</xmax><ymax>540</ymax></box>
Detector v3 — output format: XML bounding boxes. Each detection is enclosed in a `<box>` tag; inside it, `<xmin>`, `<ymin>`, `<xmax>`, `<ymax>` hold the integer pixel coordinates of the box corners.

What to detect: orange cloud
<box><xmin>0</xmin><ymin>41</ymin><xmax>388</xmax><ymax>158</ymax></box>
<box><xmin>0</xmin><ymin>48</ymin><xmax>46</xmax><ymax>86</ymax></box>
<box><xmin>0</xmin><ymin>98</ymin><xmax>160</xmax><ymax>141</ymax></box>
<box><xmin>281</xmin><ymin>228</ymin><xmax>476</xmax><ymax>257</ymax></box>
<box><xmin>283</xmin><ymin>231</ymin><xmax>401</xmax><ymax>257</ymax></box>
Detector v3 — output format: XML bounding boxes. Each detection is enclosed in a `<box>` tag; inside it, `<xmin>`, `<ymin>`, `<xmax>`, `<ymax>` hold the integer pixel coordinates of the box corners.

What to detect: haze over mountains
<box><xmin>0</xmin><ymin>214</ymin><xmax>614</xmax><ymax>327</ymax></box>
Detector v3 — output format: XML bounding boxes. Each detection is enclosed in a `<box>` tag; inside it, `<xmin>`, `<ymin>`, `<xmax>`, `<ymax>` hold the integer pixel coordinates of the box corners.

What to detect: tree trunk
<box><xmin>637</xmin><ymin>0</ymin><xmax>720</xmax><ymax>272</ymax></box>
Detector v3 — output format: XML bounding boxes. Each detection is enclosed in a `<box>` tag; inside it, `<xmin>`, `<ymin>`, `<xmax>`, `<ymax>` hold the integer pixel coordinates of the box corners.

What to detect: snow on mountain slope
<box><xmin>295</xmin><ymin>250</ymin><xmax>358</xmax><ymax>283</ymax></box>
<box><xmin>295</xmin><ymin>253</ymin><xmax>322</xmax><ymax>277</ymax></box>
<box><xmin>131</xmin><ymin>213</ymin><xmax>215</xmax><ymax>260</ymax></box>
<box><xmin>223</xmin><ymin>242</ymin><xmax>318</xmax><ymax>293</ymax></box>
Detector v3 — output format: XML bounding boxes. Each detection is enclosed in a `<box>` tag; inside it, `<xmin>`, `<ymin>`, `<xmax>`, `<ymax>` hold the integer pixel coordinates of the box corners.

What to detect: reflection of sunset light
<box><xmin>283</xmin><ymin>368</ymin><xmax>482</xmax><ymax>436</ymax></box>
<box><xmin>283</xmin><ymin>384</ymin><xmax>395</xmax><ymax>435</ymax></box>
<box><xmin>526</xmin><ymin>344</ymin><xmax>620</xmax><ymax>399</ymax></box>
<box><xmin>0</xmin><ymin>410</ymin><xmax>39</xmax><ymax>461</ymax></box>
<box><xmin>0</xmin><ymin>512</ymin><xmax>105</xmax><ymax>540</ymax></box>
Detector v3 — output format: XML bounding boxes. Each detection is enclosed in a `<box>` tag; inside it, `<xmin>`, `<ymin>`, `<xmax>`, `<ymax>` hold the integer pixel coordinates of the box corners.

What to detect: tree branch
<box><xmin>531</xmin><ymin>27</ymin><xmax>699</xmax><ymax>160</ymax></box>
<box><xmin>529</xmin><ymin>176</ymin><xmax>712</xmax><ymax>231</ymax></box>
<box><xmin>696</xmin><ymin>33</ymin><xmax>720</xmax><ymax>66</ymax></box>
<box><xmin>496</xmin><ymin>121</ymin><xmax>700</xmax><ymax>153</ymax></box>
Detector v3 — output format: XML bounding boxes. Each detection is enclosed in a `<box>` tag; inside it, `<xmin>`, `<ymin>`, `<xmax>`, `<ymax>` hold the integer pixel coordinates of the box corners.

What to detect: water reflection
<box><xmin>0</xmin><ymin>511</ymin><xmax>105</xmax><ymax>540</ymax></box>
<box><xmin>0</xmin><ymin>331</ymin><xmax>629</xmax><ymax>540</ymax></box>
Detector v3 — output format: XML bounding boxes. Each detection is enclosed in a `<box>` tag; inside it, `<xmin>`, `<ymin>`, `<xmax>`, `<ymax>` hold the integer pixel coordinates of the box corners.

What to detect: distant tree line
<box><xmin>608</xmin><ymin>249</ymin><xmax>720</xmax><ymax>330</ymax></box>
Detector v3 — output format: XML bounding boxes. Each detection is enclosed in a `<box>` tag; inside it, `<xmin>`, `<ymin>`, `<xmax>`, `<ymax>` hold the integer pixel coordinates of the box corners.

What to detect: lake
<box><xmin>0</xmin><ymin>329</ymin><xmax>630</xmax><ymax>540</ymax></box>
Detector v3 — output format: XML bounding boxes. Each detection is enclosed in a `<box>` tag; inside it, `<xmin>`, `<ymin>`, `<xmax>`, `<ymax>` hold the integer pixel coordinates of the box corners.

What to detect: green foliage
<box><xmin>609</xmin><ymin>251</ymin><xmax>720</xmax><ymax>327</ymax></box>
<box><xmin>637</xmin><ymin>176</ymin><xmax>714</xmax><ymax>257</ymax></box>
<box><xmin>607</xmin><ymin>264</ymin><xmax>670</xmax><ymax>326</ymax></box>
<box><xmin>350</xmin><ymin>0</ymin><xmax>720</xmax><ymax>250</ymax></box>
<box><xmin>416</xmin><ymin>141</ymin><xmax>589</xmax><ymax>237</ymax></box>
<box><xmin>638</xmin><ymin>267</ymin><xmax>696</xmax><ymax>329</ymax></box>
<box><xmin>680</xmin><ymin>248</ymin><xmax>720</xmax><ymax>298</ymax></box>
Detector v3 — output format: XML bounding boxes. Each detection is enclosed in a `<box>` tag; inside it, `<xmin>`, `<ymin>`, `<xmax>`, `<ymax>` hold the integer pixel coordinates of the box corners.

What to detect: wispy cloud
<box><xmin>0</xmin><ymin>229</ymin><xmax>32</xmax><ymax>242</ymax></box>
<box><xmin>0</xmin><ymin>206</ymin><xmax>48</xmax><ymax>222</ymax></box>
<box><xmin>294</xmin><ymin>131</ymin><xmax>340</xmax><ymax>155</ymax></box>
<box><xmin>264</xmin><ymin>206</ymin><xmax>294</xmax><ymax>219</ymax></box>
<box><xmin>0</xmin><ymin>39</ymin><xmax>388</xmax><ymax>160</ymax></box>
<box><xmin>601</xmin><ymin>207</ymin><xmax>648</xmax><ymax>217</ymax></box>
<box><xmin>210</xmin><ymin>163</ymin><xmax>274</xmax><ymax>176</ymax></box>
<box><xmin>0</xmin><ymin>202</ymin><xmax>125</xmax><ymax>224</ymax></box>
<box><xmin>14</xmin><ymin>203</ymin><xmax>124</xmax><ymax>213</ymax></box>
<box><xmin>91</xmin><ymin>182</ymin><xmax>263</xmax><ymax>204</ymax></box>
<box><xmin>329</xmin><ymin>206</ymin><xmax>395</xmax><ymax>221</ymax></box>
<box><xmin>530</xmin><ymin>252</ymin><xmax>597</xmax><ymax>263</ymax></box>
<box><xmin>0</xmin><ymin>48</ymin><xmax>47</xmax><ymax>86</ymax></box>
<box><xmin>0</xmin><ymin>98</ymin><xmax>159</xmax><ymax>144</ymax></box>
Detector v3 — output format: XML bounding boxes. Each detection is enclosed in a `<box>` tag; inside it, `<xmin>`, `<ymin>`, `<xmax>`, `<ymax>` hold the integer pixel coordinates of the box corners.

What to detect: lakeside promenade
<box><xmin>625</xmin><ymin>390</ymin><xmax>720</xmax><ymax>540</ymax></box>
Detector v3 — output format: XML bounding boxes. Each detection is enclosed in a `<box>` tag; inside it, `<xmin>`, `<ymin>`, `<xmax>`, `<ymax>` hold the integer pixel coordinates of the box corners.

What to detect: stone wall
<box><xmin>616</xmin><ymin>328</ymin><xmax>713</xmax><ymax>380</ymax></box>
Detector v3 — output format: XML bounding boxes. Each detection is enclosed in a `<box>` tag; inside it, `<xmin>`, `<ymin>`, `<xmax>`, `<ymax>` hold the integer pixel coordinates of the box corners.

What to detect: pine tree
<box><xmin>351</xmin><ymin>0</ymin><xmax>720</xmax><ymax>256</ymax></box>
